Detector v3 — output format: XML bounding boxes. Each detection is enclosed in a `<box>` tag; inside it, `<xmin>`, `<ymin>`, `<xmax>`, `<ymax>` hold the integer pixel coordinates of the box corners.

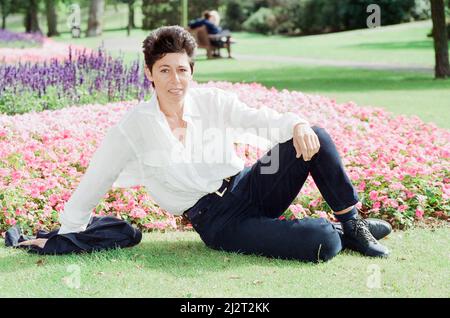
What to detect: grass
<box><xmin>193</xmin><ymin>59</ymin><xmax>450</xmax><ymax>129</ymax></box>
<box><xmin>229</xmin><ymin>20</ymin><xmax>445</xmax><ymax>67</ymax></box>
<box><xmin>5</xmin><ymin>1</ymin><xmax>145</xmax><ymax>34</ymax></box>
<box><xmin>0</xmin><ymin>226</ymin><xmax>448</xmax><ymax>297</ymax></box>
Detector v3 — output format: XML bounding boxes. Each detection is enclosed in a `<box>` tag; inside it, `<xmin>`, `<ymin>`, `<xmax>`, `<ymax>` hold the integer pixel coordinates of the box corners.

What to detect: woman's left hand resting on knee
<box><xmin>17</xmin><ymin>238</ymin><xmax>48</xmax><ymax>249</ymax></box>
<box><xmin>293</xmin><ymin>123</ymin><xmax>320</xmax><ymax>161</ymax></box>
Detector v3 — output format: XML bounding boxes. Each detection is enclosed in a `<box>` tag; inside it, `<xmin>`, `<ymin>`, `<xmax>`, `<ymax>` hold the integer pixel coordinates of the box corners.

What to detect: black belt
<box><xmin>182</xmin><ymin>175</ymin><xmax>234</xmax><ymax>221</ymax></box>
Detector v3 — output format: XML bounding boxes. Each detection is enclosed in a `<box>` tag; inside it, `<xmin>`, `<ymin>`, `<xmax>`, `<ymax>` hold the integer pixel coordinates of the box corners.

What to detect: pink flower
<box><xmin>48</xmin><ymin>194</ymin><xmax>59</xmax><ymax>206</ymax></box>
<box><xmin>289</xmin><ymin>204</ymin><xmax>306</xmax><ymax>218</ymax></box>
<box><xmin>126</xmin><ymin>199</ymin><xmax>137</xmax><ymax>211</ymax></box>
<box><xmin>404</xmin><ymin>190</ymin><xmax>415</xmax><ymax>199</ymax></box>
<box><xmin>30</xmin><ymin>188</ymin><xmax>41</xmax><ymax>198</ymax></box>
<box><xmin>316</xmin><ymin>211</ymin><xmax>328</xmax><ymax>218</ymax></box>
<box><xmin>390</xmin><ymin>182</ymin><xmax>405</xmax><ymax>191</ymax></box>
<box><xmin>387</xmin><ymin>199</ymin><xmax>399</xmax><ymax>209</ymax></box>
<box><xmin>15</xmin><ymin>208</ymin><xmax>25</xmax><ymax>216</ymax></box>
<box><xmin>43</xmin><ymin>205</ymin><xmax>53</xmax><ymax>217</ymax></box>
<box><xmin>11</xmin><ymin>170</ymin><xmax>22</xmax><ymax>182</ymax></box>
<box><xmin>5</xmin><ymin>219</ymin><xmax>16</xmax><ymax>226</ymax></box>
<box><xmin>61</xmin><ymin>191</ymin><xmax>72</xmax><ymax>201</ymax></box>
<box><xmin>369</xmin><ymin>190</ymin><xmax>378</xmax><ymax>201</ymax></box>
<box><xmin>357</xmin><ymin>181</ymin><xmax>366</xmax><ymax>191</ymax></box>
<box><xmin>309</xmin><ymin>198</ymin><xmax>321</xmax><ymax>208</ymax></box>
<box><xmin>130</xmin><ymin>208</ymin><xmax>147</xmax><ymax>219</ymax></box>
<box><xmin>415</xmin><ymin>208</ymin><xmax>424</xmax><ymax>219</ymax></box>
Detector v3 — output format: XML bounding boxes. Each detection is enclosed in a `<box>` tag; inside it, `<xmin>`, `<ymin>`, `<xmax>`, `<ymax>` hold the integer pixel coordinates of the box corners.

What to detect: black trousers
<box><xmin>186</xmin><ymin>125</ymin><xmax>360</xmax><ymax>263</ymax></box>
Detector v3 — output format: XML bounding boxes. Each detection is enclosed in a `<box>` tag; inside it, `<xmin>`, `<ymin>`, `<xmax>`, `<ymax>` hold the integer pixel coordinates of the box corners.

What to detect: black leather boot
<box><xmin>332</xmin><ymin>218</ymin><xmax>392</xmax><ymax>240</ymax></box>
<box><xmin>341</xmin><ymin>215</ymin><xmax>390</xmax><ymax>257</ymax></box>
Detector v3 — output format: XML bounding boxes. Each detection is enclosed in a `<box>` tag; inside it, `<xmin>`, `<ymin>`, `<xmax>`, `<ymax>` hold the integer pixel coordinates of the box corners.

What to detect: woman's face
<box><xmin>145</xmin><ymin>52</ymin><xmax>193</xmax><ymax>105</ymax></box>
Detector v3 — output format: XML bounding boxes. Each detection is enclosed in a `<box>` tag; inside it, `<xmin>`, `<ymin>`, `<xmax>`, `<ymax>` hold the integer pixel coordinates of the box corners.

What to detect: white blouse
<box><xmin>58</xmin><ymin>87</ymin><xmax>310</xmax><ymax>234</ymax></box>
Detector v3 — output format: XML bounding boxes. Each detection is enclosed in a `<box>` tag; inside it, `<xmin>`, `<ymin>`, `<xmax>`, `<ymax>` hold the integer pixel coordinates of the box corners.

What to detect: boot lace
<box><xmin>352</xmin><ymin>218</ymin><xmax>378</xmax><ymax>245</ymax></box>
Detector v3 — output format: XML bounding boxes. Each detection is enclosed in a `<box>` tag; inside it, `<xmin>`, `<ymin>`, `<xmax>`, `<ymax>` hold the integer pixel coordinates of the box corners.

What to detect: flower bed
<box><xmin>0</xmin><ymin>29</ymin><xmax>45</xmax><ymax>49</ymax></box>
<box><xmin>0</xmin><ymin>47</ymin><xmax>150</xmax><ymax>115</ymax></box>
<box><xmin>0</xmin><ymin>82</ymin><xmax>449</xmax><ymax>236</ymax></box>
<box><xmin>0</xmin><ymin>32</ymin><xmax>89</xmax><ymax>64</ymax></box>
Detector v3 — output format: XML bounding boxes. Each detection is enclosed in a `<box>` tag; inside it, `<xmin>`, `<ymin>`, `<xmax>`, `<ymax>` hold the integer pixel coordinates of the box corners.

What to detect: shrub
<box><xmin>223</xmin><ymin>0</ymin><xmax>247</xmax><ymax>31</ymax></box>
<box><xmin>242</xmin><ymin>7</ymin><xmax>277</xmax><ymax>35</ymax></box>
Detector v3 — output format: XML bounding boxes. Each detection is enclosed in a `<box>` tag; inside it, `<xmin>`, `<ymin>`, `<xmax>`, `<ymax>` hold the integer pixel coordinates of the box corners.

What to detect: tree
<box><xmin>24</xmin><ymin>0</ymin><xmax>42</xmax><ymax>34</ymax></box>
<box><xmin>45</xmin><ymin>0</ymin><xmax>59</xmax><ymax>36</ymax></box>
<box><xmin>0</xmin><ymin>0</ymin><xmax>14</xmax><ymax>29</ymax></box>
<box><xmin>129</xmin><ymin>0</ymin><xmax>136</xmax><ymax>29</ymax></box>
<box><xmin>86</xmin><ymin>0</ymin><xmax>104</xmax><ymax>37</ymax></box>
<box><xmin>224</xmin><ymin>0</ymin><xmax>245</xmax><ymax>31</ymax></box>
<box><xmin>142</xmin><ymin>0</ymin><xmax>179</xmax><ymax>30</ymax></box>
<box><xmin>121</xmin><ymin>0</ymin><xmax>136</xmax><ymax>36</ymax></box>
<box><xmin>430</xmin><ymin>0</ymin><xmax>450</xmax><ymax>78</ymax></box>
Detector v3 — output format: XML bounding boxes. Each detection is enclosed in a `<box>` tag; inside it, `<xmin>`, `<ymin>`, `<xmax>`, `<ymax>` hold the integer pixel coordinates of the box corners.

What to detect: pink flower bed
<box><xmin>0</xmin><ymin>81</ymin><xmax>449</xmax><ymax>236</ymax></box>
<box><xmin>0</xmin><ymin>38</ymin><xmax>90</xmax><ymax>64</ymax></box>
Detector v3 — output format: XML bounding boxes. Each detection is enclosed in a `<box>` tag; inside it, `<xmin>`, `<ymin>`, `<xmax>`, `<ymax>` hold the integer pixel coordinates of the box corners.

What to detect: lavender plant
<box><xmin>0</xmin><ymin>47</ymin><xmax>152</xmax><ymax>114</ymax></box>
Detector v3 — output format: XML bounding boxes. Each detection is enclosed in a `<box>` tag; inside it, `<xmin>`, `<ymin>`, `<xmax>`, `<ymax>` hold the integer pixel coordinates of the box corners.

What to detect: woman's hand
<box><xmin>17</xmin><ymin>238</ymin><xmax>48</xmax><ymax>249</ymax></box>
<box><xmin>293</xmin><ymin>123</ymin><xmax>320</xmax><ymax>161</ymax></box>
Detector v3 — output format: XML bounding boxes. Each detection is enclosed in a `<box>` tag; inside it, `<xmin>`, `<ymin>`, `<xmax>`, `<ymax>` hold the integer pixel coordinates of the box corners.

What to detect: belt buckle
<box><xmin>214</xmin><ymin>187</ymin><xmax>227</xmax><ymax>197</ymax></box>
<box><xmin>214</xmin><ymin>177</ymin><xmax>231</xmax><ymax>197</ymax></box>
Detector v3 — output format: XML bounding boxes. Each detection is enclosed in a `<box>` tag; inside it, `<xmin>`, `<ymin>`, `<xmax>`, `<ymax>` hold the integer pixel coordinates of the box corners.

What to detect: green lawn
<box><xmin>193</xmin><ymin>59</ymin><xmax>450</xmax><ymax>129</ymax></box>
<box><xmin>230</xmin><ymin>20</ymin><xmax>443</xmax><ymax>67</ymax></box>
<box><xmin>0</xmin><ymin>227</ymin><xmax>448</xmax><ymax>297</ymax></box>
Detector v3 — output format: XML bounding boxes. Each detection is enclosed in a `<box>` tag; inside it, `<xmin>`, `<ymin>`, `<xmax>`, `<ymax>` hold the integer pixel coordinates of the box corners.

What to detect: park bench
<box><xmin>188</xmin><ymin>25</ymin><xmax>234</xmax><ymax>59</ymax></box>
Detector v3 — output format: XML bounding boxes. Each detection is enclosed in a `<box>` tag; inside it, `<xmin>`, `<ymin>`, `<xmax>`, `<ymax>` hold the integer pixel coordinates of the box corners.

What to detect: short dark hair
<box><xmin>142</xmin><ymin>25</ymin><xmax>197</xmax><ymax>87</ymax></box>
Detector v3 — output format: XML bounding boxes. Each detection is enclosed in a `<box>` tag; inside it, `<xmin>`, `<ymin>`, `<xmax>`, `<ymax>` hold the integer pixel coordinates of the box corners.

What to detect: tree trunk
<box><xmin>25</xmin><ymin>0</ymin><xmax>42</xmax><ymax>34</ymax></box>
<box><xmin>127</xmin><ymin>0</ymin><xmax>135</xmax><ymax>36</ymax></box>
<box><xmin>45</xmin><ymin>0</ymin><xmax>59</xmax><ymax>37</ymax></box>
<box><xmin>0</xmin><ymin>0</ymin><xmax>6</xmax><ymax>29</ymax></box>
<box><xmin>86</xmin><ymin>0</ymin><xmax>104</xmax><ymax>37</ymax></box>
<box><xmin>430</xmin><ymin>0</ymin><xmax>450</xmax><ymax>78</ymax></box>
<box><xmin>129</xmin><ymin>0</ymin><xmax>136</xmax><ymax>28</ymax></box>
<box><xmin>1</xmin><ymin>12</ymin><xmax>6</xmax><ymax>29</ymax></box>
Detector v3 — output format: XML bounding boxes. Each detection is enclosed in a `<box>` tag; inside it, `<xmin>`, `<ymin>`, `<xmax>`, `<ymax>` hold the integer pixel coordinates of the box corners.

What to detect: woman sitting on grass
<box><xmin>27</xmin><ymin>25</ymin><xmax>391</xmax><ymax>262</ymax></box>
